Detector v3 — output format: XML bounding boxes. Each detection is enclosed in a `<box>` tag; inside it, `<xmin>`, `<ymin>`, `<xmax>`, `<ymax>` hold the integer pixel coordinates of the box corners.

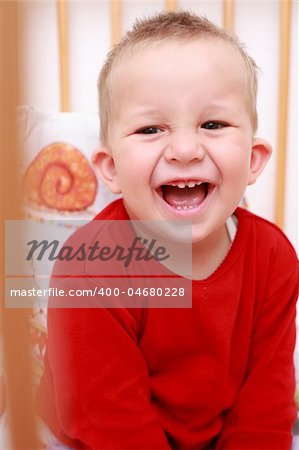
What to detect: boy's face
<box><xmin>96</xmin><ymin>39</ymin><xmax>271</xmax><ymax>244</ymax></box>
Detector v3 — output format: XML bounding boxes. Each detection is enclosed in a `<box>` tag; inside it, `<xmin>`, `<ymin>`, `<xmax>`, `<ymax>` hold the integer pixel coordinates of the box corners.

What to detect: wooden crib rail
<box><xmin>57</xmin><ymin>0</ymin><xmax>70</xmax><ymax>112</ymax></box>
<box><xmin>0</xmin><ymin>2</ymin><xmax>40</xmax><ymax>448</ymax></box>
<box><xmin>275</xmin><ymin>0</ymin><xmax>292</xmax><ymax>228</ymax></box>
<box><xmin>111</xmin><ymin>0</ymin><xmax>122</xmax><ymax>47</ymax></box>
<box><xmin>165</xmin><ymin>0</ymin><xmax>177</xmax><ymax>12</ymax></box>
<box><xmin>223</xmin><ymin>0</ymin><xmax>234</xmax><ymax>32</ymax></box>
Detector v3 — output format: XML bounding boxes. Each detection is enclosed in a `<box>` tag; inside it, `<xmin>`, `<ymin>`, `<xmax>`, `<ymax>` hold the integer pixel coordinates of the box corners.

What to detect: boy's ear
<box><xmin>247</xmin><ymin>138</ymin><xmax>272</xmax><ymax>185</ymax></box>
<box><xmin>92</xmin><ymin>149</ymin><xmax>121</xmax><ymax>194</ymax></box>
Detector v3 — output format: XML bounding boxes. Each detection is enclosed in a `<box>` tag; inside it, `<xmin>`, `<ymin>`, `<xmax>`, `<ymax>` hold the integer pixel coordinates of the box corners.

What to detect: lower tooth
<box><xmin>175</xmin><ymin>206</ymin><xmax>196</xmax><ymax>210</ymax></box>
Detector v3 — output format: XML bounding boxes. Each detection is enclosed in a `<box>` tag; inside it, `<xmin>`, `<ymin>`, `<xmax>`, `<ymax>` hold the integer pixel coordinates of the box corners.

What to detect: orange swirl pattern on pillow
<box><xmin>22</xmin><ymin>142</ymin><xmax>97</xmax><ymax>211</ymax></box>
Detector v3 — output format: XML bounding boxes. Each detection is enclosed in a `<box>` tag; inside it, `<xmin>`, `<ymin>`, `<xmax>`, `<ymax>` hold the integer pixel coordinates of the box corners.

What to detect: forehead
<box><xmin>109</xmin><ymin>38</ymin><xmax>249</xmax><ymax>102</ymax></box>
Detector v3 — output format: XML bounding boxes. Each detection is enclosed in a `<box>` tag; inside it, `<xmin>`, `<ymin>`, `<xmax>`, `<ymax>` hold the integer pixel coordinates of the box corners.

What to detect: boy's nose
<box><xmin>163</xmin><ymin>131</ymin><xmax>205</xmax><ymax>164</ymax></box>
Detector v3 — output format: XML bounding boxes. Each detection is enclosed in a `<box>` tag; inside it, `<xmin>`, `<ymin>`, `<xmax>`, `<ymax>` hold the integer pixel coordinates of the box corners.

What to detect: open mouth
<box><xmin>156</xmin><ymin>180</ymin><xmax>213</xmax><ymax>211</ymax></box>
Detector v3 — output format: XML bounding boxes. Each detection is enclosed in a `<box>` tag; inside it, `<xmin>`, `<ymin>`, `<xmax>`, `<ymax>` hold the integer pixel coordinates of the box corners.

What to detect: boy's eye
<box><xmin>136</xmin><ymin>126</ymin><xmax>162</xmax><ymax>134</ymax></box>
<box><xmin>201</xmin><ymin>121</ymin><xmax>227</xmax><ymax>130</ymax></box>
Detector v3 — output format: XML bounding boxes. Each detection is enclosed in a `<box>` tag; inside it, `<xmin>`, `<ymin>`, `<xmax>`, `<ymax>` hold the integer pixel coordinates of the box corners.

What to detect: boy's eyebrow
<box><xmin>122</xmin><ymin>103</ymin><xmax>243</xmax><ymax>123</ymax></box>
<box><xmin>124</xmin><ymin>107</ymin><xmax>163</xmax><ymax>119</ymax></box>
<box><xmin>118</xmin><ymin>107</ymin><xmax>166</xmax><ymax>126</ymax></box>
<box><xmin>204</xmin><ymin>104</ymin><xmax>242</xmax><ymax>117</ymax></box>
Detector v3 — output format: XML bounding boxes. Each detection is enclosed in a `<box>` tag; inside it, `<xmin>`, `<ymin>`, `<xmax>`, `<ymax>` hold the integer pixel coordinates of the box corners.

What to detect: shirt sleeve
<box><xmin>215</xmin><ymin>240</ymin><xmax>298</xmax><ymax>450</ymax></box>
<box><xmin>45</xmin><ymin>276</ymin><xmax>171</xmax><ymax>449</ymax></box>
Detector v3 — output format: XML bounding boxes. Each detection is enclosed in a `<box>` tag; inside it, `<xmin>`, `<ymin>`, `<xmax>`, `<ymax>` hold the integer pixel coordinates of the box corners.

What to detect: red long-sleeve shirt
<box><xmin>37</xmin><ymin>199</ymin><xmax>298</xmax><ymax>449</ymax></box>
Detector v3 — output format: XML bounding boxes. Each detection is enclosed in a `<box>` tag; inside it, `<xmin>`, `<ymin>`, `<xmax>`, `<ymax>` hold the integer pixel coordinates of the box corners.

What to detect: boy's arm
<box><xmin>216</xmin><ymin>243</ymin><xmax>298</xmax><ymax>450</ymax></box>
<box><xmin>44</xmin><ymin>279</ymin><xmax>171</xmax><ymax>450</ymax></box>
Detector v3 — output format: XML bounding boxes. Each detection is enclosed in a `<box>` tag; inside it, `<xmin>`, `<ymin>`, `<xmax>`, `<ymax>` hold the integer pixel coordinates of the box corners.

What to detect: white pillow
<box><xmin>18</xmin><ymin>105</ymin><xmax>119</xmax><ymax>220</ymax></box>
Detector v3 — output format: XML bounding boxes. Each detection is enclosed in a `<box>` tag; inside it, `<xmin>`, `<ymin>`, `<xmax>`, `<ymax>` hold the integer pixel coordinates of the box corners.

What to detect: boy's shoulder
<box><xmin>235</xmin><ymin>206</ymin><xmax>298</xmax><ymax>265</ymax></box>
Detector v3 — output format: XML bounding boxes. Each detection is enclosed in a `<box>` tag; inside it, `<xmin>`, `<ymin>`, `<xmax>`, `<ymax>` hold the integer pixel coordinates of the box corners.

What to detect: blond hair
<box><xmin>98</xmin><ymin>10</ymin><xmax>259</xmax><ymax>146</ymax></box>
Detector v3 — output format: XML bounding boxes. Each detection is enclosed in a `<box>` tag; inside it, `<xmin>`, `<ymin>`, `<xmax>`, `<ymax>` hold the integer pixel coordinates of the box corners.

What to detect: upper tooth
<box><xmin>168</xmin><ymin>181</ymin><xmax>205</xmax><ymax>188</ymax></box>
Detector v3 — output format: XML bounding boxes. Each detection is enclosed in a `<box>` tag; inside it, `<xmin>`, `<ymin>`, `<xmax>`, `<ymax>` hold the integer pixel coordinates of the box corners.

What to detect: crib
<box><xmin>0</xmin><ymin>1</ymin><xmax>298</xmax><ymax>448</ymax></box>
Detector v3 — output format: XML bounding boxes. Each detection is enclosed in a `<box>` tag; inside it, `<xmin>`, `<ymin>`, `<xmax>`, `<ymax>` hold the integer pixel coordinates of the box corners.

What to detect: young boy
<box><xmin>37</xmin><ymin>11</ymin><xmax>298</xmax><ymax>450</ymax></box>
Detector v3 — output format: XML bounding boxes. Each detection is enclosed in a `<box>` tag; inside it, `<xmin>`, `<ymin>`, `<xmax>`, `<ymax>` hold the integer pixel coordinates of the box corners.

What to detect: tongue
<box><xmin>162</xmin><ymin>184</ymin><xmax>207</xmax><ymax>208</ymax></box>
